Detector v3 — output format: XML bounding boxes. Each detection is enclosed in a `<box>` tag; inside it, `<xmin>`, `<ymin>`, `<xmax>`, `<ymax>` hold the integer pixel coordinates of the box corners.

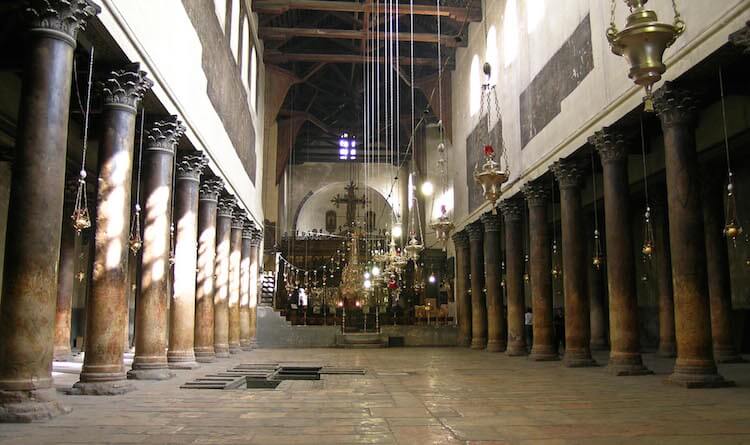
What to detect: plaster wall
<box><xmin>98</xmin><ymin>0</ymin><xmax>266</xmax><ymax>226</ymax></box>
<box><xmin>450</xmin><ymin>0</ymin><xmax>750</xmax><ymax>229</ymax></box>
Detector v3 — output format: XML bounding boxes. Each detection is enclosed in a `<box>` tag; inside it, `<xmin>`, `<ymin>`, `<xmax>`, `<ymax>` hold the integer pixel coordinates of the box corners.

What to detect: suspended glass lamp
<box><xmin>473</xmin><ymin>63</ymin><xmax>510</xmax><ymax>209</ymax></box>
<box><xmin>606</xmin><ymin>0</ymin><xmax>686</xmax><ymax>111</ymax></box>
<box><xmin>430</xmin><ymin>205</ymin><xmax>455</xmax><ymax>244</ymax></box>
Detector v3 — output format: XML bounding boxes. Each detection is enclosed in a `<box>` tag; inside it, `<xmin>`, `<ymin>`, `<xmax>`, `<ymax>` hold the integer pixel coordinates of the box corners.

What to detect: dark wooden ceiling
<box><xmin>257</xmin><ymin>0</ymin><xmax>480</xmax><ymax>164</ymax></box>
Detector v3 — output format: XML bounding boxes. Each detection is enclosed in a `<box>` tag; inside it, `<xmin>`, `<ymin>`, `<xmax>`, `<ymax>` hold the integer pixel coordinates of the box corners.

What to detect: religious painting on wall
<box><xmin>465</xmin><ymin>117</ymin><xmax>503</xmax><ymax>214</ymax></box>
<box><xmin>325</xmin><ymin>210</ymin><xmax>337</xmax><ymax>233</ymax></box>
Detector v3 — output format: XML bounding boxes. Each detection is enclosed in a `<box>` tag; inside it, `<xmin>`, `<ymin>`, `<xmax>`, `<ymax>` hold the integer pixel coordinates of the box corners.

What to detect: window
<box><xmin>338</xmin><ymin>133</ymin><xmax>357</xmax><ymax>160</ymax></box>
<box><xmin>230</xmin><ymin>0</ymin><xmax>240</xmax><ymax>62</ymax></box>
<box><xmin>250</xmin><ymin>47</ymin><xmax>258</xmax><ymax>111</ymax></box>
<box><xmin>241</xmin><ymin>16</ymin><xmax>250</xmax><ymax>89</ymax></box>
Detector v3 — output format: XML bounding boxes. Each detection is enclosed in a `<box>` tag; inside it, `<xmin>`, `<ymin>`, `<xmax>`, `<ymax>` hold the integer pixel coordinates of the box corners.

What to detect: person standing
<box><xmin>524</xmin><ymin>307</ymin><xmax>533</xmax><ymax>351</ymax></box>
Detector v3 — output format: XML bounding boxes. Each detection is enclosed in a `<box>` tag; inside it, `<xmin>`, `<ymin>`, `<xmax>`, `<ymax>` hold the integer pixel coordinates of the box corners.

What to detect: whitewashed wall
<box><xmin>451</xmin><ymin>0</ymin><xmax>750</xmax><ymax>230</ymax></box>
<box><xmin>98</xmin><ymin>0</ymin><xmax>266</xmax><ymax>226</ymax></box>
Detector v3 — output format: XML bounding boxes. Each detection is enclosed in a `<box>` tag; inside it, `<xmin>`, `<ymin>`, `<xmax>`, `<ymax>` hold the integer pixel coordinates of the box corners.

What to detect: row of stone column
<box><xmin>0</xmin><ymin>1</ymin><xmax>262</xmax><ymax>421</ymax></box>
<box><xmin>452</xmin><ymin>82</ymin><xmax>739</xmax><ymax>388</ymax></box>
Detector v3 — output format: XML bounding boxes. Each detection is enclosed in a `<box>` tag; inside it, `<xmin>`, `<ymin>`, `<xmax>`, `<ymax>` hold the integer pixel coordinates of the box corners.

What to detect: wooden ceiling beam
<box><xmin>259</xmin><ymin>26</ymin><xmax>465</xmax><ymax>48</ymax></box>
<box><xmin>265</xmin><ymin>51</ymin><xmax>454</xmax><ymax>69</ymax></box>
<box><xmin>253</xmin><ymin>0</ymin><xmax>482</xmax><ymax>23</ymax></box>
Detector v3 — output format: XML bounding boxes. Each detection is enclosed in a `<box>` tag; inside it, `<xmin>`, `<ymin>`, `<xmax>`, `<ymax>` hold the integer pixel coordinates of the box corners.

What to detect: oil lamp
<box><xmin>606</xmin><ymin>0</ymin><xmax>685</xmax><ymax>111</ymax></box>
<box><xmin>404</xmin><ymin>236</ymin><xmax>424</xmax><ymax>262</ymax></box>
<box><xmin>430</xmin><ymin>205</ymin><xmax>455</xmax><ymax>243</ymax></box>
<box><xmin>474</xmin><ymin>144</ymin><xmax>509</xmax><ymax>208</ymax></box>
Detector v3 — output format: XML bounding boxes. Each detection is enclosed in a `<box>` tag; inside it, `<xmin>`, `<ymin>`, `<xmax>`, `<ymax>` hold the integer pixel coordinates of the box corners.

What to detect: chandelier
<box><xmin>606</xmin><ymin>0</ymin><xmax>685</xmax><ymax>111</ymax></box>
<box><xmin>430</xmin><ymin>205</ymin><xmax>455</xmax><ymax>244</ymax></box>
<box><xmin>473</xmin><ymin>63</ymin><xmax>509</xmax><ymax>209</ymax></box>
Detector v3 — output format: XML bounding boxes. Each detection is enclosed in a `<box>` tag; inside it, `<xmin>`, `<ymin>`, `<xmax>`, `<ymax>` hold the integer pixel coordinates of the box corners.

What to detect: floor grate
<box><xmin>180</xmin><ymin>363</ymin><xmax>366</xmax><ymax>390</ymax></box>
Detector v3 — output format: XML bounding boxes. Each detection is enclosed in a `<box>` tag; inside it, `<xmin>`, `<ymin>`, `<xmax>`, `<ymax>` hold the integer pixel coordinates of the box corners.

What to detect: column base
<box><xmin>0</xmin><ymin>389</ymin><xmax>70</xmax><ymax>423</ymax></box>
<box><xmin>657</xmin><ymin>343</ymin><xmax>677</xmax><ymax>358</ymax></box>
<box><xmin>486</xmin><ymin>340</ymin><xmax>506</xmax><ymax>352</ymax></box>
<box><xmin>167</xmin><ymin>350</ymin><xmax>200</xmax><ymax>369</ymax></box>
<box><xmin>529</xmin><ymin>345</ymin><xmax>560</xmax><ymax>361</ymax></box>
<box><xmin>666</xmin><ymin>362</ymin><xmax>734</xmax><ymax>388</ymax></box>
<box><xmin>127</xmin><ymin>368</ymin><xmax>175</xmax><ymax>380</ymax></box>
<box><xmin>214</xmin><ymin>344</ymin><xmax>230</xmax><ymax>358</ymax></box>
<box><xmin>168</xmin><ymin>361</ymin><xmax>200</xmax><ymax>370</ymax></box>
<box><xmin>228</xmin><ymin>344</ymin><xmax>243</xmax><ymax>354</ymax></box>
<box><xmin>53</xmin><ymin>346</ymin><xmax>73</xmax><ymax>362</ymax></box>
<box><xmin>69</xmin><ymin>380</ymin><xmax>135</xmax><ymax>396</ymax></box>
<box><xmin>607</xmin><ymin>352</ymin><xmax>652</xmax><ymax>376</ymax></box>
<box><xmin>713</xmin><ymin>347</ymin><xmax>745</xmax><ymax>364</ymax></box>
<box><xmin>506</xmin><ymin>343</ymin><xmax>528</xmax><ymax>356</ymax></box>
<box><xmin>470</xmin><ymin>337</ymin><xmax>487</xmax><ymax>350</ymax></box>
<box><xmin>194</xmin><ymin>349</ymin><xmax>216</xmax><ymax>363</ymax></box>
<box><xmin>562</xmin><ymin>349</ymin><xmax>597</xmax><ymax>367</ymax></box>
<box><xmin>457</xmin><ymin>336</ymin><xmax>472</xmax><ymax>347</ymax></box>
<box><xmin>590</xmin><ymin>338</ymin><xmax>608</xmax><ymax>351</ymax></box>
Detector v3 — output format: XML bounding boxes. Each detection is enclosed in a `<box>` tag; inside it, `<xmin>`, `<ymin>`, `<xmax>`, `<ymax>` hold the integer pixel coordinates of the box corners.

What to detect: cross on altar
<box><xmin>331</xmin><ymin>181</ymin><xmax>368</xmax><ymax>230</ymax></box>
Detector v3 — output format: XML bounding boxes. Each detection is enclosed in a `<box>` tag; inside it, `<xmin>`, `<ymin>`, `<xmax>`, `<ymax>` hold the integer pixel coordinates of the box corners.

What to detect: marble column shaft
<box><xmin>0</xmin><ymin>0</ymin><xmax>98</xmax><ymax>421</ymax></box>
<box><xmin>467</xmin><ymin>221</ymin><xmax>487</xmax><ymax>350</ymax></box>
<box><xmin>54</xmin><ymin>180</ymin><xmax>80</xmax><ymax>360</ymax></box>
<box><xmin>248</xmin><ymin>231</ymin><xmax>262</xmax><ymax>348</ymax></box>
<box><xmin>523</xmin><ymin>183</ymin><xmax>558</xmax><ymax>361</ymax></box>
<box><xmin>654</xmin><ymin>197</ymin><xmax>676</xmax><ymax>357</ymax></box>
<box><xmin>194</xmin><ymin>178</ymin><xmax>223</xmax><ymax>362</ymax></box>
<box><xmin>451</xmin><ymin>231</ymin><xmax>472</xmax><ymax>347</ymax></box>
<box><xmin>500</xmin><ymin>200</ymin><xmax>527</xmax><ymax>356</ymax></box>
<box><xmin>228</xmin><ymin>210</ymin><xmax>244</xmax><ymax>353</ymax></box>
<box><xmin>77</xmin><ymin>65</ymin><xmax>152</xmax><ymax>394</ymax></box>
<box><xmin>239</xmin><ymin>221</ymin><xmax>254</xmax><ymax>350</ymax></box>
<box><xmin>653</xmin><ymin>83</ymin><xmax>730</xmax><ymax>387</ymax></box>
<box><xmin>167</xmin><ymin>153</ymin><xmax>207</xmax><ymax>368</ymax></box>
<box><xmin>552</xmin><ymin>159</ymin><xmax>596</xmax><ymax>367</ymax></box>
<box><xmin>591</xmin><ymin>129</ymin><xmax>650</xmax><ymax>375</ymax></box>
<box><xmin>214</xmin><ymin>196</ymin><xmax>235</xmax><ymax>357</ymax></box>
<box><xmin>129</xmin><ymin>117</ymin><xmax>183</xmax><ymax>381</ymax></box>
<box><xmin>480</xmin><ymin>213</ymin><xmax>505</xmax><ymax>352</ymax></box>
<box><xmin>702</xmin><ymin>174</ymin><xmax>742</xmax><ymax>363</ymax></box>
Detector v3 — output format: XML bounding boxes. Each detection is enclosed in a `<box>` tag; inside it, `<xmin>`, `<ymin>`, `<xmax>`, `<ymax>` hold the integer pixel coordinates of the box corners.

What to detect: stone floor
<box><xmin>1</xmin><ymin>348</ymin><xmax>749</xmax><ymax>444</ymax></box>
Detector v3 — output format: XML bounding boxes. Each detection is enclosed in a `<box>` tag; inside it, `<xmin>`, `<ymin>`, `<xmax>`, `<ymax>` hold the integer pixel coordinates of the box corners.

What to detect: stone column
<box><xmin>194</xmin><ymin>177</ymin><xmax>223</xmax><ymax>362</ymax></box>
<box><xmin>653</xmin><ymin>194</ymin><xmax>676</xmax><ymax>357</ymax></box>
<box><xmin>702</xmin><ymin>174</ymin><xmax>743</xmax><ymax>363</ymax></box>
<box><xmin>653</xmin><ymin>83</ymin><xmax>730</xmax><ymax>387</ymax></box>
<box><xmin>214</xmin><ymin>195</ymin><xmax>235</xmax><ymax>357</ymax></box>
<box><xmin>499</xmin><ymin>200</ymin><xmax>527</xmax><ymax>356</ymax></box>
<box><xmin>467</xmin><ymin>221</ymin><xmax>486</xmax><ymax>349</ymax></box>
<box><xmin>248</xmin><ymin>230</ymin><xmax>262</xmax><ymax>348</ymax></box>
<box><xmin>0</xmin><ymin>0</ymin><xmax>98</xmax><ymax>420</ymax></box>
<box><xmin>551</xmin><ymin>159</ymin><xmax>596</xmax><ymax>367</ymax></box>
<box><xmin>523</xmin><ymin>182</ymin><xmax>558</xmax><ymax>361</ymax></box>
<box><xmin>239</xmin><ymin>220</ymin><xmax>254</xmax><ymax>350</ymax></box>
<box><xmin>229</xmin><ymin>209</ymin><xmax>244</xmax><ymax>353</ymax></box>
<box><xmin>167</xmin><ymin>152</ymin><xmax>207</xmax><ymax>368</ymax></box>
<box><xmin>587</xmin><ymin>246</ymin><xmax>608</xmax><ymax>351</ymax></box>
<box><xmin>128</xmin><ymin>117</ymin><xmax>184</xmax><ymax>381</ymax></box>
<box><xmin>591</xmin><ymin>129</ymin><xmax>651</xmax><ymax>376</ymax></box>
<box><xmin>54</xmin><ymin>180</ymin><xmax>80</xmax><ymax>360</ymax></box>
<box><xmin>451</xmin><ymin>231</ymin><xmax>472</xmax><ymax>346</ymax></box>
<box><xmin>75</xmin><ymin>65</ymin><xmax>153</xmax><ymax>394</ymax></box>
<box><xmin>480</xmin><ymin>213</ymin><xmax>505</xmax><ymax>352</ymax></box>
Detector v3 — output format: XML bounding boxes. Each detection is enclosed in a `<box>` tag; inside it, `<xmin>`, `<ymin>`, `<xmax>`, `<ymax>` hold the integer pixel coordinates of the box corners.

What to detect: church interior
<box><xmin>1</xmin><ymin>0</ymin><xmax>750</xmax><ymax>443</ymax></box>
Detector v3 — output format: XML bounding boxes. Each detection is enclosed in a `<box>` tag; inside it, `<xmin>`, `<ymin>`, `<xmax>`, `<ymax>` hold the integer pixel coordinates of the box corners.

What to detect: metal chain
<box><xmin>607</xmin><ymin>0</ymin><xmax>618</xmax><ymax>40</ymax></box>
<box><xmin>672</xmin><ymin>0</ymin><xmax>685</xmax><ymax>28</ymax></box>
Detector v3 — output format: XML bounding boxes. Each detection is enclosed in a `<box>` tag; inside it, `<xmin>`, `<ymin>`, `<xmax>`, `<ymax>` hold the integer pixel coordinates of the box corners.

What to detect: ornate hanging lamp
<box><xmin>606</xmin><ymin>0</ymin><xmax>686</xmax><ymax>112</ymax></box>
<box><xmin>718</xmin><ymin>68</ymin><xmax>744</xmax><ymax>246</ymax></box>
<box><xmin>638</xmin><ymin>117</ymin><xmax>655</xmax><ymax>259</ymax></box>
<box><xmin>128</xmin><ymin>111</ymin><xmax>146</xmax><ymax>254</ymax></box>
<box><xmin>473</xmin><ymin>63</ymin><xmax>510</xmax><ymax>209</ymax></box>
<box><xmin>71</xmin><ymin>47</ymin><xmax>95</xmax><ymax>235</ymax></box>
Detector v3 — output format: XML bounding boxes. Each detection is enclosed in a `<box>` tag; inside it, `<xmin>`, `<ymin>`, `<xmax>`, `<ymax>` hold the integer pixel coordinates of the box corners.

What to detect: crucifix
<box><xmin>331</xmin><ymin>181</ymin><xmax>368</xmax><ymax>230</ymax></box>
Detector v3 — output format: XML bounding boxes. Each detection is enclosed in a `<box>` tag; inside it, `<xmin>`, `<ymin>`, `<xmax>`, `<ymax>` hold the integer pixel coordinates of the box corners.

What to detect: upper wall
<box><xmin>99</xmin><ymin>0</ymin><xmax>265</xmax><ymax>225</ymax></box>
<box><xmin>451</xmin><ymin>0</ymin><xmax>750</xmax><ymax>228</ymax></box>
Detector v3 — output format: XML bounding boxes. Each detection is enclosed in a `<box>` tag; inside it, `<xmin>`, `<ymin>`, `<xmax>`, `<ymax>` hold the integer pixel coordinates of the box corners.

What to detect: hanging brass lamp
<box><xmin>404</xmin><ymin>235</ymin><xmax>424</xmax><ymax>262</ymax></box>
<box><xmin>607</xmin><ymin>0</ymin><xmax>685</xmax><ymax>111</ymax></box>
<box><xmin>474</xmin><ymin>144</ymin><xmax>509</xmax><ymax>207</ymax></box>
<box><xmin>430</xmin><ymin>204</ymin><xmax>455</xmax><ymax>243</ymax></box>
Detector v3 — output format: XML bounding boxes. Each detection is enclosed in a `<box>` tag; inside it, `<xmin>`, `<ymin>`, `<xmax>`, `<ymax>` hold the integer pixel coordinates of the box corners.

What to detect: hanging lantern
<box><xmin>430</xmin><ymin>205</ymin><xmax>455</xmax><ymax>244</ymax></box>
<box><xmin>606</xmin><ymin>0</ymin><xmax>686</xmax><ymax>112</ymax></box>
<box><xmin>592</xmin><ymin>229</ymin><xmax>605</xmax><ymax>269</ymax></box>
<box><xmin>474</xmin><ymin>144</ymin><xmax>509</xmax><ymax>208</ymax></box>
<box><xmin>404</xmin><ymin>235</ymin><xmax>424</xmax><ymax>262</ymax></box>
<box><xmin>724</xmin><ymin>174</ymin><xmax>744</xmax><ymax>246</ymax></box>
<box><xmin>128</xmin><ymin>204</ymin><xmax>143</xmax><ymax>254</ymax></box>
<box><xmin>71</xmin><ymin>173</ymin><xmax>92</xmax><ymax>234</ymax></box>
<box><xmin>642</xmin><ymin>206</ymin><xmax>655</xmax><ymax>258</ymax></box>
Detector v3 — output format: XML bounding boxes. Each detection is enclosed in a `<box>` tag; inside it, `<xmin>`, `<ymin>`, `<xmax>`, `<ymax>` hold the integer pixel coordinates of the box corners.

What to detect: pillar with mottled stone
<box><xmin>480</xmin><ymin>212</ymin><xmax>505</xmax><ymax>352</ymax></box>
<box><xmin>54</xmin><ymin>179</ymin><xmax>81</xmax><ymax>361</ymax></box>
<box><xmin>214</xmin><ymin>195</ymin><xmax>235</xmax><ymax>357</ymax></box>
<box><xmin>451</xmin><ymin>231</ymin><xmax>471</xmax><ymax>347</ymax></box>
<box><xmin>239</xmin><ymin>219</ymin><xmax>255</xmax><ymax>350</ymax></box>
<box><xmin>499</xmin><ymin>200</ymin><xmax>527</xmax><ymax>356</ymax></box>
<box><xmin>467</xmin><ymin>221</ymin><xmax>486</xmax><ymax>350</ymax></box>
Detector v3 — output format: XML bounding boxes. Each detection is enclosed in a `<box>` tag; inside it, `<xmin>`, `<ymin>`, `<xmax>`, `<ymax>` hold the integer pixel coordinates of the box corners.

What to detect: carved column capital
<box><xmin>451</xmin><ymin>230</ymin><xmax>469</xmax><ymax>249</ymax></box>
<box><xmin>466</xmin><ymin>221</ymin><xmax>484</xmax><ymax>242</ymax></box>
<box><xmin>589</xmin><ymin>128</ymin><xmax>628</xmax><ymax>164</ymax></box>
<box><xmin>551</xmin><ymin>159</ymin><xmax>583</xmax><ymax>190</ymax></box>
<box><xmin>217</xmin><ymin>194</ymin><xmax>236</xmax><ymax>218</ymax></box>
<box><xmin>499</xmin><ymin>199</ymin><xmax>523</xmax><ymax>222</ymax></box>
<box><xmin>200</xmin><ymin>177</ymin><xmax>224</xmax><ymax>202</ymax></box>
<box><xmin>653</xmin><ymin>82</ymin><xmax>700</xmax><ymax>128</ymax></box>
<box><xmin>100</xmin><ymin>63</ymin><xmax>153</xmax><ymax>112</ymax></box>
<box><xmin>232</xmin><ymin>207</ymin><xmax>246</xmax><ymax>229</ymax></box>
<box><xmin>250</xmin><ymin>229</ymin><xmax>263</xmax><ymax>247</ymax></box>
<box><xmin>177</xmin><ymin>152</ymin><xmax>208</xmax><ymax>181</ymax></box>
<box><xmin>26</xmin><ymin>0</ymin><xmax>100</xmax><ymax>45</ymax></box>
<box><xmin>480</xmin><ymin>212</ymin><xmax>502</xmax><ymax>232</ymax></box>
<box><xmin>522</xmin><ymin>181</ymin><xmax>549</xmax><ymax>207</ymax></box>
<box><xmin>242</xmin><ymin>220</ymin><xmax>256</xmax><ymax>240</ymax></box>
<box><xmin>146</xmin><ymin>116</ymin><xmax>185</xmax><ymax>154</ymax></box>
<box><xmin>729</xmin><ymin>21</ymin><xmax>750</xmax><ymax>54</ymax></box>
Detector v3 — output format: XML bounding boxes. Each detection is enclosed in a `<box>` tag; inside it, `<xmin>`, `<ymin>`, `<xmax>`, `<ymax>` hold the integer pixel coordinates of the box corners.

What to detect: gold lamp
<box><xmin>430</xmin><ymin>205</ymin><xmax>455</xmax><ymax>243</ymax></box>
<box><xmin>474</xmin><ymin>145</ymin><xmax>509</xmax><ymax>207</ymax></box>
<box><xmin>607</xmin><ymin>0</ymin><xmax>685</xmax><ymax>111</ymax></box>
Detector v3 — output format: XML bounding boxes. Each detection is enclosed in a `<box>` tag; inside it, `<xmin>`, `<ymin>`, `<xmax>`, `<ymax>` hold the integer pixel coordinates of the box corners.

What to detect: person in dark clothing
<box><xmin>553</xmin><ymin>308</ymin><xmax>565</xmax><ymax>353</ymax></box>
